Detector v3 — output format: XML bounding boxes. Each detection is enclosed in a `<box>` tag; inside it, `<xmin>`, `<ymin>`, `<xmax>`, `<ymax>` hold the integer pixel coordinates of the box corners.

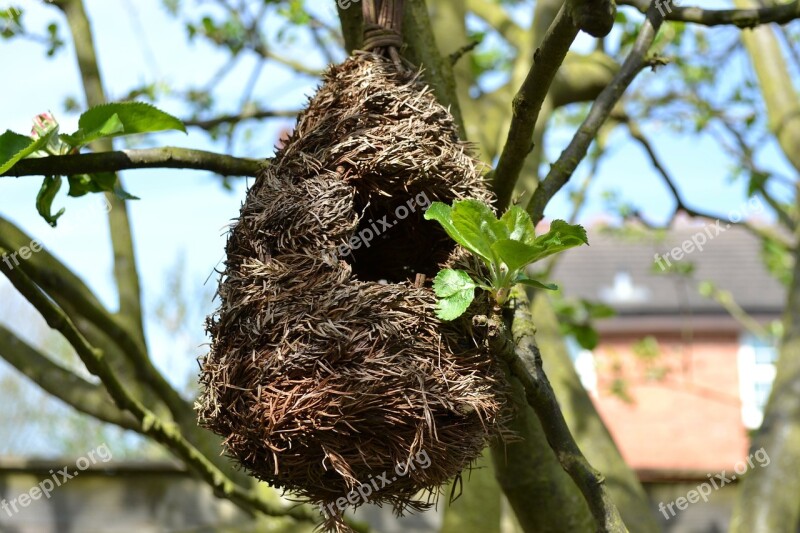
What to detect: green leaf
<box><xmin>515</xmin><ymin>276</ymin><xmax>558</xmax><ymax>291</ymax></box>
<box><xmin>36</xmin><ymin>176</ymin><xmax>66</xmax><ymax>227</ymax></box>
<box><xmin>492</xmin><ymin>239</ymin><xmax>539</xmax><ymax>272</ymax></box>
<box><xmin>424</xmin><ymin>202</ymin><xmax>463</xmax><ymax>244</ymax></box>
<box><xmin>68</xmin><ymin>172</ymin><xmax>139</xmax><ymax>200</ymax></box>
<box><xmin>534</xmin><ymin>220</ymin><xmax>588</xmax><ymax>256</ymax></box>
<box><xmin>583</xmin><ymin>300</ymin><xmax>616</xmax><ymax>319</ymax></box>
<box><xmin>747</xmin><ymin>171</ymin><xmax>769</xmax><ymax>197</ymax></box>
<box><xmin>571</xmin><ymin>324</ymin><xmax>599</xmax><ymax>350</ymax></box>
<box><xmin>450</xmin><ymin>199</ymin><xmax>503</xmax><ymax>263</ymax></box>
<box><xmin>425</xmin><ymin>200</ymin><xmax>498</xmax><ymax>262</ymax></box>
<box><xmin>495</xmin><ymin>220</ymin><xmax>589</xmax><ymax>268</ymax></box>
<box><xmin>0</xmin><ymin>128</ymin><xmax>56</xmax><ymax>174</ymax></box>
<box><xmin>499</xmin><ymin>205</ymin><xmax>536</xmax><ymax>244</ymax></box>
<box><xmin>432</xmin><ymin>268</ymin><xmax>477</xmax><ymax>320</ymax></box>
<box><xmin>113</xmin><ymin>181</ymin><xmax>140</xmax><ymax>200</ymax></box>
<box><xmin>68</xmin><ymin>173</ymin><xmax>117</xmax><ymax>196</ymax></box>
<box><xmin>62</xmin><ymin>112</ymin><xmax>125</xmax><ymax>147</ymax></box>
<box><xmin>61</xmin><ymin>102</ymin><xmax>186</xmax><ymax>147</ymax></box>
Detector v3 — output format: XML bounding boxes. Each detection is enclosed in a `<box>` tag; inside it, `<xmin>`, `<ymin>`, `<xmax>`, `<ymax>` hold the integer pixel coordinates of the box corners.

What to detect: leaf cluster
<box><xmin>0</xmin><ymin>102</ymin><xmax>185</xmax><ymax>226</ymax></box>
<box><xmin>424</xmin><ymin>200</ymin><xmax>588</xmax><ymax>320</ymax></box>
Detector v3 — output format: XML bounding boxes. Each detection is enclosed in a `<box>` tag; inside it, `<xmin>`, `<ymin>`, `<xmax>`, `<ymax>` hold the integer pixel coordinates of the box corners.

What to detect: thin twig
<box><xmin>184</xmin><ymin>109</ymin><xmax>300</xmax><ymax>130</ymax></box>
<box><xmin>449</xmin><ymin>40</ymin><xmax>480</xmax><ymax>65</ymax></box>
<box><xmin>616</xmin><ymin>114</ymin><xmax>793</xmax><ymax>246</ymax></box>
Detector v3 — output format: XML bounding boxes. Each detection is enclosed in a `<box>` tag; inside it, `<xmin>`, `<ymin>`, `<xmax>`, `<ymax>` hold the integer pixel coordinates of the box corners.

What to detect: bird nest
<box><xmin>197</xmin><ymin>51</ymin><xmax>510</xmax><ymax>530</ymax></box>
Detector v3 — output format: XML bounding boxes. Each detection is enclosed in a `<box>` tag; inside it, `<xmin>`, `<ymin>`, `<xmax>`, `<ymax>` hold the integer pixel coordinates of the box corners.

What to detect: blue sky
<box><xmin>0</xmin><ymin>0</ymin><xmax>792</xmax><ymax>398</ymax></box>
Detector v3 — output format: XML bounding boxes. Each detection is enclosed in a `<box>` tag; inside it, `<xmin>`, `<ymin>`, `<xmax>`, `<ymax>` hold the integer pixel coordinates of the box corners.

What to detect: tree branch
<box><xmin>55</xmin><ymin>0</ymin><xmax>145</xmax><ymax>340</ymax></box>
<box><xmin>731</xmin><ymin>218</ymin><xmax>800</xmax><ymax>533</ymax></box>
<box><xmin>0</xmin><ymin>216</ymin><xmax>194</xmax><ymax>422</ymax></box>
<box><xmin>0</xmin><ymin>215</ymin><xmax>261</xmax><ymax>489</ymax></box>
<box><xmin>484</xmin><ymin>291</ymin><xmax>628</xmax><ymax>532</ymax></box>
<box><xmin>337</xmin><ymin>0</ymin><xmax>364</xmax><ymax>53</ymax></box>
<box><xmin>714</xmin><ymin>115</ymin><xmax>797</xmax><ymax>231</ymax></box>
<box><xmin>448</xmin><ymin>39</ymin><xmax>480</xmax><ymax>65</ymax></box>
<box><xmin>613</xmin><ymin>115</ymin><xmax>794</xmax><ymax>247</ymax></box>
<box><xmin>492</xmin><ymin>6</ymin><xmax>580</xmax><ymax>211</ymax></box>
<box><xmin>184</xmin><ymin>109</ymin><xmax>300</xmax><ymax>131</ymax></box>
<box><xmin>402</xmin><ymin>0</ymin><xmax>467</xmax><ymax>137</ymax></box>
<box><xmin>2</xmin><ymin>147</ymin><xmax>262</xmax><ymax>178</ymax></box>
<box><xmin>0</xmin><ymin>249</ymin><xmax>331</xmax><ymax>527</ymax></box>
<box><xmin>620</xmin><ymin>0</ymin><xmax>800</xmax><ymax>27</ymax></box>
<box><xmin>527</xmin><ymin>4</ymin><xmax>665</xmax><ymax>224</ymax></box>
<box><xmin>0</xmin><ymin>325</ymin><xmax>139</xmax><ymax>430</ymax></box>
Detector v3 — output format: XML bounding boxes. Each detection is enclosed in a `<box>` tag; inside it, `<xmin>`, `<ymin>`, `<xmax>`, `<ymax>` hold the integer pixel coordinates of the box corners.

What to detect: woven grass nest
<box><xmin>197</xmin><ymin>50</ymin><xmax>510</xmax><ymax>528</ymax></box>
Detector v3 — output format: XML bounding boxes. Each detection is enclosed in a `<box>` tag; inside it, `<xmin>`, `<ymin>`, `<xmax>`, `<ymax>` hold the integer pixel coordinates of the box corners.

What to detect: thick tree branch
<box><xmin>491</xmin><ymin>376</ymin><xmax>595</xmax><ymax>532</ymax></box>
<box><xmin>492</xmin><ymin>7</ymin><xmax>580</xmax><ymax>211</ymax></box>
<box><xmin>2</xmin><ymin>148</ymin><xmax>262</xmax><ymax>178</ymax></box>
<box><xmin>337</xmin><ymin>0</ymin><xmax>365</xmax><ymax>53</ymax></box>
<box><xmin>551</xmin><ymin>51</ymin><xmax>620</xmax><ymax>108</ymax></box>
<box><xmin>620</xmin><ymin>0</ymin><xmax>800</xmax><ymax>27</ymax></box>
<box><xmin>0</xmin><ymin>325</ymin><xmax>139</xmax><ymax>430</ymax></box>
<box><xmin>0</xmin><ymin>216</ymin><xmax>257</xmax><ymax>488</ymax></box>
<box><xmin>529</xmin><ymin>294</ymin><xmax>661</xmax><ymax>532</ymax></box>
<box><xmin>0</xmin><ymin>250</ymin><xmax>334</xmax><ymax>527</ymax></box>
<box><xmin>527</xmin><ymin>4</ymin><xmax>664</xmax><ymax>224</ymax></box>
<box><xmin>485</xmin><ymin>291</ymin><xmax>628</xmax><ymax>532</ymax></box>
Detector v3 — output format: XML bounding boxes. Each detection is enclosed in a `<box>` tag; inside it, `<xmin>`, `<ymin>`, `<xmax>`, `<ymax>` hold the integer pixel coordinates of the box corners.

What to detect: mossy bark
<box><xmin>731</xmin><ymin>212</ymin><xmax>800</xmax><ymax>532</ymax></box>
<box><xmin>730</xmin><ymin>1</ymin><xmax>800</xmax><ymax>530</ymax></box>
<box><xmin>440</xmin><ymin>450</ymin><xmax>506</xmax><ymax>533</ymax></box>
<box><xmin>491</xmin><ymin>377</ymin><xmax>595</xmax><ymax>532</ymax></box>
<box><xmin>532</xmin><ymin>294</ymin><xmax>661</xmax><ymax>533</ymax></box>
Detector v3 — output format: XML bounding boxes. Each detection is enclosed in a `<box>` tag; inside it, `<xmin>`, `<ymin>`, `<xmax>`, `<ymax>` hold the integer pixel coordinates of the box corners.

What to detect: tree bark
<box><xmin>729</xmin><ymin>2</ymin><xmax>800</xmax><ymax>530</ymax></box>
<box><xmin>532</xmin><ymin>293</ymin><xmax>661</xmax><ymax>533</ymax></box>
<box><xmin>440</xmin><ymin>450</ymin><xmax>506</xmax><ymax>533</ymax></box>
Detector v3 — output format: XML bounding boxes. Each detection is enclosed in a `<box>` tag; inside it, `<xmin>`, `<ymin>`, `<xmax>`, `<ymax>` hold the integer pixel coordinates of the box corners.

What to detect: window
<box><xmin>599</xmin><ymin>271</ymin><xmax>650</xmax><ymax>305</ymax></box>
<box><xmin>738</xmin><ymin>333</ymin><xmax>778</xmax><ymax>429</ymax></box>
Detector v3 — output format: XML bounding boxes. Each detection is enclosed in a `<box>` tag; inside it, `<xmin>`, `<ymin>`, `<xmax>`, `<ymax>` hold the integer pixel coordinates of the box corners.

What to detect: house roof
<box><xmin>550</xmin><ymin>221</ymin><xmax>786</xmax><ymax>317</ymax></box>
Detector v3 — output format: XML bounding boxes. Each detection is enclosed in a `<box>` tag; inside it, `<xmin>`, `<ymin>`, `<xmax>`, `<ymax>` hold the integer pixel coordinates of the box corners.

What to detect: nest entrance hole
<box><xmin>345</xmin><ymin>190</ymin><xmax>453</xmax><ymax>284</ymax></box>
